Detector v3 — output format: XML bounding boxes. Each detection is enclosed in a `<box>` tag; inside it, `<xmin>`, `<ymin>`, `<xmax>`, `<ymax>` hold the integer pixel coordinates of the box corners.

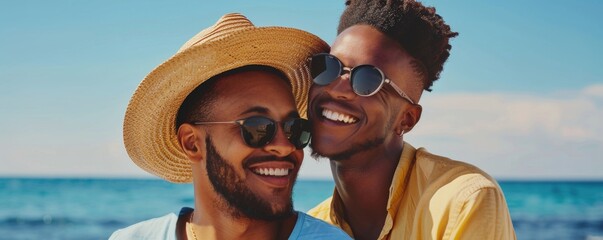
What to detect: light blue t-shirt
<box><xmin>109</xmin><ymin>211</ymin><xmax>350</xmax><ymax>240</ymax></box>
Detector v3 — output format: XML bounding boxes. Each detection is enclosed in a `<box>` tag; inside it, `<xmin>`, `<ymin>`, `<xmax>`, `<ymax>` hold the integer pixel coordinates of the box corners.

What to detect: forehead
<box><xmin>331</xmin><ymin>25</ymin><xmax>425</xmax><ymax>100</ymax></box>
<box><xmin>331</xmin><ymin>25</ymin><xmax>410</xmax><ymax>66</ymax></box>
<box><xmin>212</xmin><ymin>70</ymin><xmax>297</xmax><ymax>118</ymax></box>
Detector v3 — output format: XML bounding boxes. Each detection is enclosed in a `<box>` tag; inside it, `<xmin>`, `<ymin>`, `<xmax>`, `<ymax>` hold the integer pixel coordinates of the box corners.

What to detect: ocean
<box><xmin>1</xmin><ymin>178</ymin><xmax>602</xmax><ymax>240</ymax></box>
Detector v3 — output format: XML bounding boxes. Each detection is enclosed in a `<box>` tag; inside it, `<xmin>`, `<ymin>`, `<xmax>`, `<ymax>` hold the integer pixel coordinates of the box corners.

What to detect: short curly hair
<box><xmin>338</xmin><ymin>0</ymin><xmax>458</xmax><ymax>91</ymax></box>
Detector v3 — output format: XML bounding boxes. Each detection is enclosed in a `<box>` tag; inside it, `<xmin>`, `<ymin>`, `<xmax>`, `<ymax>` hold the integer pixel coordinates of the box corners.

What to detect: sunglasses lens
<box><xmin>311</xmin><ymin>54</ymin><xmax>341</xmax><ymax>85</ymax></box>
<box><xmin>284</xmin><ymin>119</ymin><xmax>311</xmax><ymax>149</ymax></box>
<box><xmin>240</xmin><ymin>117</ymin><xmax>276</xmax><ymax>148</ymax></box>
<box><xmin>351</xmin><ymin>66</ymin><xmax>384</xmax><ymax>96</ymax></box>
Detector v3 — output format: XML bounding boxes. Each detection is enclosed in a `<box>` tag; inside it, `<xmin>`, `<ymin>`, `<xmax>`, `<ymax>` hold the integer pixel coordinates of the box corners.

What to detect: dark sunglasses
<box><xmin>193</xmin><ymin>116</ymin><xmax>311</xmax><ymax>149</ymax></box>
<box><xmin>310</xmin><ymin>53</ymin><xmax>415</xmax><ymax>104</ymax></box>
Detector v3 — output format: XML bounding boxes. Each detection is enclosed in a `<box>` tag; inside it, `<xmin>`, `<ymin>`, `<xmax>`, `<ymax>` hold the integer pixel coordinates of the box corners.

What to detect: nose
<box><xmin>263</xmin><ymin>125</ymin><xmax>296</xmax><ymax>157</ymax></box>
<box><xmin>324</xmin><ymin>69</ymin><xmax>356</xmax><ymax>100</ymax></box>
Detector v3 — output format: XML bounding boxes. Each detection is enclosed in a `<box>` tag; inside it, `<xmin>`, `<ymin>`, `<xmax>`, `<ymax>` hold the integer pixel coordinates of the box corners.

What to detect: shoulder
<box><xmin>411</xmin><ymin>145</ymin><xmax>506</xmax><ymax>209</ymax></box>
<box><xmin>414</xmin><ymin>147</ymin><xmax>500</xmax><ymax>190</ymax></box>
<box><xmin>109</xmin><ymin>213</ymin><xmax>178</xmax><ymax>240</ymax></box>
<box><xmin>411</xmin><ymin>147</ymin><xmax>507</xmax><ymax>209</ymax></box>
<box><xmin>415</xmin><ymin>147</ymin><xmax>487</xmax><ymax>174</ymax></box>
<box><xmin>409</xmin><ymin>148</ymin><xmax>515</xmax><ymax>238</ymax></box>
<box><xmin>289</xmin><ymin>212</ymin><xmax>351</xmax><ymax>240</ymax></box>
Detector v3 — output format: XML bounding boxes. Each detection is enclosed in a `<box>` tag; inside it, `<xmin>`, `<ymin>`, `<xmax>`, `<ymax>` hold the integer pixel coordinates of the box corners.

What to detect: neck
<box><xmin>330</xmin><ymin>138</ymin><xmax>403</xmax><ymax>240</ymax></box>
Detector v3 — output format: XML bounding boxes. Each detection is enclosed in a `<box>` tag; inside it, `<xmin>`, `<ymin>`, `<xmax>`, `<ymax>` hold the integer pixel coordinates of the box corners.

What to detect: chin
<box><xmin>310</xmin><ymin>136</ymin><xmax>345</xmax><ymax>158</ymax></box>
<box><xmin>257</xmin><ymin>183</ymin><xmax>295</xmax><ymax>215</ymax></box>
<box><xmin>310</xmin><ymin>142</ymin><xmax>336</xmax><ymax>160</ymax></box>
<box><xmin>271</xmin><ymin>202</ymin><xmax>293</xmax><ymax>215</ymax></box>
<box><xmin>261</xmin><ymin>199</ymin><xmax>294</xmax><ymax>221</ymax></box>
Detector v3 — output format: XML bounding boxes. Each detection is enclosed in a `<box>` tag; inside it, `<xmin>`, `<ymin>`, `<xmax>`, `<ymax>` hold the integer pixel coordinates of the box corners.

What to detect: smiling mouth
<box><xmin>322</xmin><ymin>108</ymin><xmax>358</xmax><ymax>124</ymax></box>
<box><xmin>252</xmin><ymin>168</ymin><xmax>290</xmax><ymax>177</ymax></box>
<box><xmin>248</xmin><ymin>163</ymin><xmax>295</xmax><ymax>188</ymax></box>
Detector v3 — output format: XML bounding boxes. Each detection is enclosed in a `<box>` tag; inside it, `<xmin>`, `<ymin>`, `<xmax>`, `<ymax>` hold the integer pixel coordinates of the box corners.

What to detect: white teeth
<box><xmin>322</xmin><ymin>109</ymin><xmax>357</xmax><ymax>124</ymax></box>
<box><xmin>325</xmin><ymin>110</ymin><xmax>333</xmax><ymax>119</ymax></box>
<box><xmin>253</xmin><ymin>168</ymin><xmax>289</xmax><ymax>177</ymax></box>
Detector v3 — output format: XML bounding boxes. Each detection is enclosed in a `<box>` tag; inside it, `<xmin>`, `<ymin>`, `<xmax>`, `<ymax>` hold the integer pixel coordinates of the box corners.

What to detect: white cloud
<box><xmin>0</xmin><ymin>137</ymin><xmax>150</xmax><ymax>178</ymax></box>
<box><xmin>406</xmin><ymin>84</ymin><xmax>603</xmax><ymax>179</ymax></box>
<box><xmin>583</xmin><ymin>84</ymin><xmax>603</xmax><ymax>98</ymax></box>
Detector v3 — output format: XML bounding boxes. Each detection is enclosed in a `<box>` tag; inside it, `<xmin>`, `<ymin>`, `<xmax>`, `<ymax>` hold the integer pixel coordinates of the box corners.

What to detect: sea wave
<box><xmin>0</xmin><ymin>216</ymin><xmax>125</xmax><ymax>228</ymax></box>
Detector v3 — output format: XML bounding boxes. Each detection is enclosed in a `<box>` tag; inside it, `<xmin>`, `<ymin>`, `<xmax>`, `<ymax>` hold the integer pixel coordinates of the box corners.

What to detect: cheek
<box><xmin>308</xmin><ymin>85</ymin><xmax>326</xmax><ymax>114</ymax></box>
<box><xmin>211</xmin><ymin>134</ymin><xmax>253</xmax><ymax>170</ymax></box>
<box><xmin>365</xmin><ymin>99</ymin><xmax>394</xmax><ymax>128</ymax></box>
<box><xmin>291</xmin><ymin>150</ymin><xmax>304</xmax><ymax>169</ymax></box>
<box><xmin>308</xmin><ymin>84</ymin><xmax>323</xmax><ymax>99</ymax></box>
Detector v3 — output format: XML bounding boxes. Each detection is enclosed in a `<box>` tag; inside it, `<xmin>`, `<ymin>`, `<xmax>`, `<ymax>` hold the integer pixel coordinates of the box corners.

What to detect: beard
<box><xmin>310</xmin><ymin>136</ymin><xmax>385</xmax><ymax>161</ymax></box>
<box><xmin>205</xmin><ymin>135</ymin><xmax>294</xmax><ymax>221</ymax></box>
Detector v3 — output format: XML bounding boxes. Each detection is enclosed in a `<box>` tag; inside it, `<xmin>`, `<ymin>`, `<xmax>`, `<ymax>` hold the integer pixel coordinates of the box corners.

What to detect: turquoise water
<box><xmin>1</xmin><ymin>178</ymin><xmax>602</xmax><ymax>240</ymax></box>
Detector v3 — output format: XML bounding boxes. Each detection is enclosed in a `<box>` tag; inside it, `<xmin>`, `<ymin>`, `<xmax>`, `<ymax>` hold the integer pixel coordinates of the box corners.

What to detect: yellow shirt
<box><xmin>308</xmin><ymin>142</ymin><xmax>516</xmax><ymax>240</ymax></box>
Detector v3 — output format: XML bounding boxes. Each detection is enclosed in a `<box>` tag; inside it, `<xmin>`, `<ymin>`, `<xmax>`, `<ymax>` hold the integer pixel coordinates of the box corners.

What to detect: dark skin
<box><xmin>178</xmin><ymin>70</ymin><xmax>302</xmax><ymax>240</ymax></box>
<box><xmin>309</xmin><ymin>25</ymin><xmax>423</xmax><ymax>240</ymax></box>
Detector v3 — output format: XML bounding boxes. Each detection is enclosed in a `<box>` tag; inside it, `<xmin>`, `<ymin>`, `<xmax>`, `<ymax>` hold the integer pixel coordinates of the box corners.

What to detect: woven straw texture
<box><xmin>123</xmin><ymin>13</ymin><xmax>329</xmax><ymax>183</ymax></box>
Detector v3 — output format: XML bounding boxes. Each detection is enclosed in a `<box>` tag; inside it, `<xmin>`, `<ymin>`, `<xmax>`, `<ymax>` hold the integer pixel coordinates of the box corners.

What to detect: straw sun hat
<box><xmin>123</xmin><ymin>13</ymin><xmax>328</xmax><ymax>183</ymax></box>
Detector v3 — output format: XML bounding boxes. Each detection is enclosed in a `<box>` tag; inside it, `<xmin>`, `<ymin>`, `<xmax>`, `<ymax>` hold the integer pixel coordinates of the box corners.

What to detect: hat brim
<box><xmin>123</xmin><ymin>27</ymin><xmax>328</xmax><ymax>183</ymax></box>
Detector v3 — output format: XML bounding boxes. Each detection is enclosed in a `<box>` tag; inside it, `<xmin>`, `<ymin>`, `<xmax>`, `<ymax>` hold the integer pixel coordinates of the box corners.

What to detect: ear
<box><xmin>394</xmin><ymin>104</ymin><xmax>422</xmax><ymax>135</ymax></box>
<box><xmin>177</xmin><ymin>123</ymin><xmax>206</xmax><ymax>163</ymax></box>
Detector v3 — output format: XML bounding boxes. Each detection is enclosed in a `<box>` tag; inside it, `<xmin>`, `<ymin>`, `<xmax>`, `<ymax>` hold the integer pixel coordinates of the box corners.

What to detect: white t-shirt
<box><xmin>109</xmin><ymin>211</ymin><xmax>350</xmax><ymax>240</ymax></box>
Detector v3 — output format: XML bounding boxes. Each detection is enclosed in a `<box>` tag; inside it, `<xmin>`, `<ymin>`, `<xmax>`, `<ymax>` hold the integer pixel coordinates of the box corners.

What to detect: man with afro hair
<box><xmin>307</xmin><ymin>1</ymin><xmax>516</xmax><ymax>239</ymax></box>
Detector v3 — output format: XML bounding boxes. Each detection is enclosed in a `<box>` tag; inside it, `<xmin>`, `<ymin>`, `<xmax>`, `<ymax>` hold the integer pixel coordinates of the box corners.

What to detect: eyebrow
<box><xmin>240</xmin><ymin>106</ymin><xmax>300</xmax><ymax>119</ymax></box>
<box><xmin>241</xmin><ymin>106</ymin><xmax>270</xmax><ymax>115</ymax></box>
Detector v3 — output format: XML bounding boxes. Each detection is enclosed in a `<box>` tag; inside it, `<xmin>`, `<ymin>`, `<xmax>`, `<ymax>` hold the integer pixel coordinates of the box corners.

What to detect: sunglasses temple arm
<box><xmin>192</xmin><ymin>121</ymin><xmax>239</xmax><ymax>125</ymax></box>
<box><xmin>384</xmin><ymin>79</ymin><xmax>415</xmax><ymax>104</ymax></box>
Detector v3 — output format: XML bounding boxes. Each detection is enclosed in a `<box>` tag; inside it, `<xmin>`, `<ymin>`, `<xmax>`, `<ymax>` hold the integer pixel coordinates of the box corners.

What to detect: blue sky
<box><xmin>1</xmin><ymin>1</ymin><xmax>601</xmax><ymax>179</ymax></box>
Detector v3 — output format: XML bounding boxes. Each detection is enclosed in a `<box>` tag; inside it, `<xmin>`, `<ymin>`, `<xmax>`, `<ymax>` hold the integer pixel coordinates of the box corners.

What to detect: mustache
<box><xmin>243</xmin><ymin>155</ymin><xmax>298</xmax><ymax>168</ymax></box>
<box><xmin>310</xmin><ymin>91</ymin><xmax>359</xmax><ymax>114</ymax></box>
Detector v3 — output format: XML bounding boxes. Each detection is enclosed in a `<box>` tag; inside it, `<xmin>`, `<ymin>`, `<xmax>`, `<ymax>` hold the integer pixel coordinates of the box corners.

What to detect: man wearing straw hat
<box><xmin>111</xmin><ymin>13</ymin><xmax>350</xmax><ymax>240</ymax></box>
<box><xmin>307</xmin><ymin>0</ymin><xmax>515</xmax><ymax>239</ymax></box>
